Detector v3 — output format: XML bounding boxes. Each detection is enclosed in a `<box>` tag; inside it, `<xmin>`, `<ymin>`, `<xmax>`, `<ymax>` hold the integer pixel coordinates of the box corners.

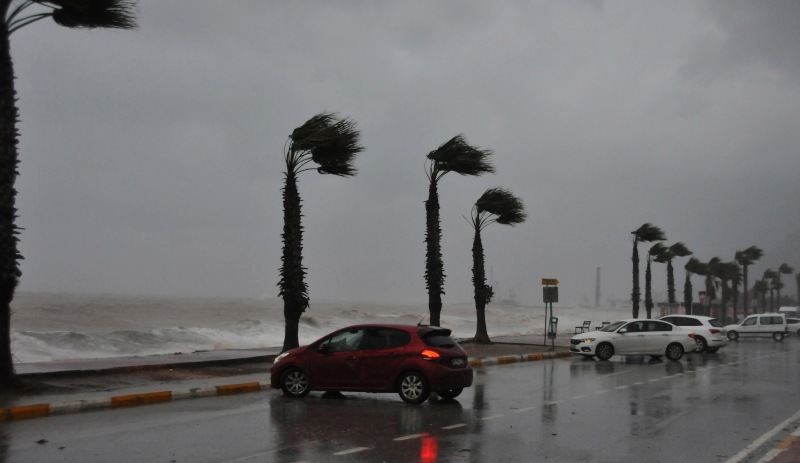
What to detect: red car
<box><xmin>270</xmin><ymin>324</ymin><xmax>473</xmax><ymax>404</ymax></box>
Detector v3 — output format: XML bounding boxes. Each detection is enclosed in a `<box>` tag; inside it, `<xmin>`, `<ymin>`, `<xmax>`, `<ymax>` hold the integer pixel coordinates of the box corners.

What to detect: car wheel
<box><xmin>595</xmin><ymin>342</ymin><xmax>614</xmax><ymax>361</ymax></box>
<box><xmin>707</xmin><ymin>347</ymin><xmax>719</xmax><ymax>353</ymax></box>
<box><xmin>694</xmin><ymin>336</ymin><xmax>707</xmax><ymax>353</ymax></box>
<box><xmin>437</xmin><ymin>388</ymin><xmax>463</xmax><ymax>400</ymax></box>
<box><xmin>665</xmin><ymin>343</ymin><xmax>684</xmax><ymax>361</ymax></box>
<box><xmin>398</xmin><ymin>372</ymin><xmax>430</xmax><ymax>404</ymax></box>
<box><xmin>773</xmin><ymin>332</ymin><xmax>785</xmax><ymax>342</ymax></box>
<box><xmin>280</xmin><ymin>368</ymin><xmax>310</xmax><ymax>398</ymax></box>
<box><xmin>727</xmin><ymin>331</ymin><xmax>739</xmax><ymax>341</ymax></box>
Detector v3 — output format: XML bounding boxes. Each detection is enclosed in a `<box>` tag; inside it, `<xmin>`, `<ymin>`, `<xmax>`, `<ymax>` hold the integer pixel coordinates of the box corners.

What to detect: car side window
<box><xmin>646</xmin><ymin>321</ymin><xmax>672</xmax><ymax>332</ymax></box>
<box><xmin>326</xmin><ymin>329</ymin><xmax>365</xmax><ymax>352</ymax></box>
<box><xmin>663</xmin><ymin>317</ymin><xmax>680</xmax><ymax>326</ymax></box>
<box><xmin>359</xmin><ymin>328</ymin><xmax>409</xmax><ymax>350</ymax></box>
<box><xmin>742</xmin><ymin>317</ymin><xmax>757</xmax><ymax>326</ymax></box>
<box><xmin>765</xmin><ymin>316</ymin><xmax>784</xmax><ymax>325</ymax></box>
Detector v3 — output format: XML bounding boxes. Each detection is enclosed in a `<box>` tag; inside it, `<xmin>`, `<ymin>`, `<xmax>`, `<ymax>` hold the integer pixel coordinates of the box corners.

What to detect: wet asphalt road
<box><xmin>3</xmin><ymin>338</ymin><xmax>800</xmax><ymax>462</ymax></box>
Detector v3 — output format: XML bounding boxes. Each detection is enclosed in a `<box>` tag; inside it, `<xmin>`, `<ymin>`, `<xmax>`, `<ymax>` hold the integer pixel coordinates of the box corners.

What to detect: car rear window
<box><xmin>763</xmin><ymin>316</ymin><xmax>785</xmax><ymax>325</ymax></box>
<box><xmin>708</xmin><ymin>319</ymin><xmax>723</xmax><ymax>328</ymax></box>
<box><xmin>419</xmin><ymin>328</ymin><xmax>459</xmax><ymax>348</ymax></box>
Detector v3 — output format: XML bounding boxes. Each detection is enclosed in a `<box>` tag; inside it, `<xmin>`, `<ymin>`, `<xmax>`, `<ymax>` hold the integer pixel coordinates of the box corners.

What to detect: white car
<box><xmin>724</xmin><ymin>313</ymin><xmax>788</xmax><ymax>341</ymax></box>
<box><xmin>659</xmin><ymin>315</ymin><xmax>728</xmax><ymax>353</ymax></box>
<box><xmin>570</xmin><ymin>319</ymin><xmax>696</xmax><ymax>361</ymax></box>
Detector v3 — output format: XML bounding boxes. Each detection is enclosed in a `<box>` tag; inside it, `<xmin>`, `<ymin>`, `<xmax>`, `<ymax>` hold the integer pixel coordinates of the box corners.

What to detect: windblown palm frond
<box><xmin>426</xmin><ymin>135</ymin><xmax>494</xmax><ymax>180</ymax></box>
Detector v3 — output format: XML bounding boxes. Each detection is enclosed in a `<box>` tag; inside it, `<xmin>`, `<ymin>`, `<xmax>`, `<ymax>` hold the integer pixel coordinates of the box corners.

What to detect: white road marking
<box><xmin>442</xmin><ymin>423</ymin><xmax>467</xmax><ymax>429</ymax></box>
<box><xmin>724</xmin><ymin>408</ymin><xmax>800</xmax><ymax>463</ymax></box>
<box><xmin>394</xmin><ymin>434</ymin><xmax>424</xmax><ymax>441</ymax></box>
<box><xmin>481</xmin><ymin>414</ymin><xmax>505</xmax><ymax>421</ymax></box>
<box><xmin>513</xmin><ymin>406</ymin><xmax>537</xmax><ymax>413</ymax></box>
<box><xmin>334</xmin><ymin>447</ymin><xmax>370</xmax><ymax>456</ymax></box>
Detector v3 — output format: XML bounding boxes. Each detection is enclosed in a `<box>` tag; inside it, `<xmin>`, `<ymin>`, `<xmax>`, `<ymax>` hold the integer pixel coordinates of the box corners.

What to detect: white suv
<box><xmin>724</xmin><ymin>313</ymin><xmax>788</xmax><ymax>341</ymax></box>
<box><xmin>660</xmin><ymin>315</ymin><xmax>728</xmax><ymax>353</ymax></box>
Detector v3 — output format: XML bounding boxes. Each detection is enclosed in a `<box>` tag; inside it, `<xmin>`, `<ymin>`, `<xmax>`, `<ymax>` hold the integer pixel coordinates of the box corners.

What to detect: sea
<box><xmin>9</xmin><ymin>292</ymin><xmax>631</xmax><ymax>363</ymax></box>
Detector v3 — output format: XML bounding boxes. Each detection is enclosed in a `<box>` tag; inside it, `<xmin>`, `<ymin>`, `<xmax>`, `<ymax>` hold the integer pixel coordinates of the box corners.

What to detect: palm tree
<box><xmin>654</xmin><ymin>242</ymin><xmax>692</xmax><ymax>305</ymax></box>
<box><xmin>763</xmin><ymin>269</ymin><xmax>777</xmax><ymax>312</ymax></box>
<box><xmin>703</xmin><ymin>257</ymin><xmax>721</xmax><ymax>316</ymax></box>
<box><xmin>646</xmin><ymin>242</ymin><xmax>667</xmax><ymax>318</ymax></box>
<box><xmin>715</xmin><ymin>261</ymin><xmax>741</xmax><ymax>324</ymax></box>
<box><xmin>795</xmin><ymin>273</ymin><xmax>800</xmax><ymax>306</ymax></box>
<box><xmin>467</xmin><ymin>188</ymin><xmax>526</xmax><ymax>344</ymax></box>
<box><xmin>0</xmin><ymin>0</ymin><xmax>137</xmax><ymax>388</ymax></box>
<box><xmin>630</xmin><ymin>223</ymin><xmax>665</xmax><ymax>318</ymax></box>
<box><xmin>425</xmin><ymin>135</ymin><xmax>493</xmax><ymax>327</ymax></box>
<box><xmin>735</xmin><ymin>246</ymin><xmax>763</xmax><ymax>316</ymax></box>
<box><xmin>684</xmin><ymin>257</ymin><xmax>706</xmax><ymax>315</ymax></box>
<box><xmin>776</xmin><ymin>263</ymin><xmax>794</xmax><ymax>306</ymax></box>
<box><xmin>753</xmin><ymin>279</ymin><xmax>769</xmax><ymax>313</ymax></box>
<box><xmin>278</xmin><ymin>113</ymin><xmax>363</xmax><ymax>352</ymax></box>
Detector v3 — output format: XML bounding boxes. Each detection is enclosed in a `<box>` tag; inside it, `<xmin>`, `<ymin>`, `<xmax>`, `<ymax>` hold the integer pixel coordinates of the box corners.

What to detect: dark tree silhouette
<box><xmin>654</xmin><ymin>242</ymin><xmax>691</xmax><ymax>305</ymax></box>
<box><xmin>0</xmin><ymin>0</ymin><xmax>137</xmax><ymax>389</ymax></box>
<box><xmin>424</xmin><ymin>135</ymin><xmax>493</xmax><ymax>327</ymax></box>
<box><xmin>646</xmin><ymin>242</ymin><xmax>667</xmax><ymax>318</ymax></box>
<box><xmin>630</xmin><ymin>223</ymin><xmax>665</xmax><ymax>318</ymax></box>
<box><xmin>776</xmin><ymin>263</ymin><xmax>794</xmax><ymax>306</ymax></box>
<box><xmin>735</xmin><ymin>246</ymin><xmax>763</xmax><ymax>316</ymax></box>
<box><xmin>278</xmin><ymin>113</ymin><xmax>363</xmax><ymax>352</ymax></box>
<box><xmin>467</xmin><ymin>188</ymin><xmax>525</xmax><ymax>344</ymax></box>
<box><xmin>753</xmin><ymin>279</ymin><xmax>769</xmax><ymax>313</ymax></box>
<box><xmin>715</xmin><ymin>261</ymin><xmax>741</xmax><ymax>324</ymax></box>
<box><xmin>763</xmin><ymin>269</ymin><xmax>777</xmax><ymax>312</ymax></box>
<box><xmin>703</xmin><ymin>257</ymin><xmax>721</xmax><ymax>316</ymax></box>
<box><xmin>684</xmin><ymin>257</ymin><xmax>705</xmax><ymax>315</ymax></box>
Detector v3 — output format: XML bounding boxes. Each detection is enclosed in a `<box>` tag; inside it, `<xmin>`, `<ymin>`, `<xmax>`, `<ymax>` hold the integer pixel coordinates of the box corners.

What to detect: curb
<box><xmin>2</xmin><ymin>351</ymin><xmax>571</xmax><ymax>423</ymax></box>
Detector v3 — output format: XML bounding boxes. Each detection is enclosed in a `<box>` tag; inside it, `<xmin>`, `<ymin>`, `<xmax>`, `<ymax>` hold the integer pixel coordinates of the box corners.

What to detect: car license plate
<box><xmin>452</xmin><ymin>358</ymin><xmax>465</xmax><ymax>367</ymax></box>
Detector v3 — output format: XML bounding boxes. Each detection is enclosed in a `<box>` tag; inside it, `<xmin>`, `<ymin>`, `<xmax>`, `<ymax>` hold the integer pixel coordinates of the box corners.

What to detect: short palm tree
<box><xmin>776</xmin><ymin>263</ymin><xmax>794</xmax><ymax>306</ymax></box>
<box><xmin>735</xmin><ymin>246</ymin><xmax>763</xmax><ymax>316</ymax></box>
<box><xmin>703</xmin><ymin>257</ymin><xmax>721</xmax><ymax>315</ymax></box>
<box><xmin>715</xmin><ymin>261</ymin><xmax>741</xmax><ymax>324</ymax></box>
<box><xmin>424</xmin><ymin>135</ymin><xmax>493</xmax><ymax>327</ymax></box>
<box><xmin>467</xmin><ymin>188</ymin><xmax>526</xmax><ymax>344</ymax></box>
<box><xmin>683</xmin><ymin>257</ymin><xmax>706</xmax><ymax>315</ymax></box>
<box><xmin>645</xmin><ymin>242</ymin><xmax>667</xmax><ymax>318</ymax></box>
<box><xmin>763</xmin><ymin>269</ymin><xmax>777</xmax><ymax>312</ymax></box>
<box><xmin>657</xmin><ymin>243</ymin><xmax>692</xmax><ymax>305</ymax></box>
<box><xmin>279</xmin><ymin>113</ymin><xmax>363</xmax><ymax>352</ymax></box>
<box><xmin>630</xmin><ymin>223</ymin><xmax>665</xmax><ymax>317</ymax></box>
<box><xmin>753</xmin><ymin>279</ymin><xmax>769</xmax><ymax>313</ymax></box>
<box><xmin>0</xmin><ymin>0</ymin><xmax>137</xmax><ymax>389</ymax></box>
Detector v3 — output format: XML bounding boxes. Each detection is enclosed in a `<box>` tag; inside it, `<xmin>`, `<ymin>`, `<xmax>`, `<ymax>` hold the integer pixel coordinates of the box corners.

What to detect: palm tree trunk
<box><xmin>683</xmin><ymin>274</ymin><xmax>692</xmax><ymax>315</ymax></box>
<box><xmin>631</xmin><ymin>240</ymin><xmax>640</xmax><ymax>318</ymax></box>
<box><xmin>279</xmin><ymin>171</ymin><xmax>308</xmax><ymax>353</ymax></box>
<box><xmin>0</xmin><ymin>18</ymin><xmax>20</xmax><ymax>388</ymax></box>
<box><xmin>667</xmin><ymin>261</ymin><xmax>675</xmax><ymax>304</ymax></box>
<box><xmin>425</xmin><ymin>180</ymin><xmax>443</xmax><ymax>326</ymax></box>
<box><xmin>742</xmin><ymin>265</ymin><xmax>749</xmax><ymax>316</ymax></box>
<box><xmin>644</xmin><ymin>260</ymin><xmax>653</xmax><ymax>318</ymax></box>
<box><xmin>472</xmin><ymin>228</ymin><xmax>490</xmax><ymax>344</ymax></box>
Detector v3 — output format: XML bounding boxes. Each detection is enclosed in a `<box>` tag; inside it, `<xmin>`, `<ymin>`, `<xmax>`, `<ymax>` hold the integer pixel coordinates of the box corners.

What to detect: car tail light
<box><xmin>421</xmin><ymin>349</ymin><xmax>441</xmax><ymax>360</ymax></box>
<box><xmin>709</xmin><ymin>329</ymin><xmax>720</xmax><ymax>334</ymax></box>
<box><xmin>688</xmin><ymin>333</ymin><xmax>695</xmax><ymax>338</ymax></box>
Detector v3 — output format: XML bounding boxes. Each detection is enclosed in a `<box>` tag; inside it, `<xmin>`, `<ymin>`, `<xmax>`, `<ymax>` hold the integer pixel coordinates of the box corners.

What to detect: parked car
<box><xmin>570</xmin><ymin>319</ymin><xmax>696</xmax><ymax>361</ymax></box>
<box><xmin>724</xmin><ymin>313</ymin><xmax>788</xmax><ymax>341</ymax></box>
<box><xmin>659</xmin><ymin>315</ymin><xmax>728</xmax><ymax>353</ymax></box>
<box><xmin>786</xmin><ymin>318</ymin><xmax>800</xmax><ymax>336</ymax></box>
<box><xmin>270</xmin><ymin>324</ymin><xmax>473</xmax><ymax>404</ymax></box>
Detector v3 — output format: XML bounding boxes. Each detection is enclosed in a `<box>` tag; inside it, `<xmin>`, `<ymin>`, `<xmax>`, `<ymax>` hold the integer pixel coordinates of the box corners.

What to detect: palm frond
<box><xmin>427</xmin><ymin>135</ymin><xmax>494</xmax><ymax>179</ymax></box>
<box><xmin>48</xmin><ymin>0</ymin><xmax>138</xmax><ymax>29</ymax></box>
<box><xmin>288</xmin><ymin>112</ymin><xmax>363</xmax><ymax>177</ymax></box>
<box><xmin>631</xmin><ymin>223</ymin><xmax>666</xmax><ymax>242</ymax></box>
<box><xmin>668</xmin><ymin>242</ymin><xmax>691</xmax><ymax>258</ymax></box>
<box><xmin>475</xmin><ymin>187</ymin><xmax>527</xmax><ymax>227</ymax></box>
<box><xmin>684</xmin><ymin>257</ymin><xmax>705</xmax><ymax>275</ymax></box>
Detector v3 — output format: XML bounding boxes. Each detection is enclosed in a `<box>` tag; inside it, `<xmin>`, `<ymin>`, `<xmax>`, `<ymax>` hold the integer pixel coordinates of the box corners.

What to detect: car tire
<box><xmin>595</xmin><ymin>342</ymin><xmax>614</xmax><ymax>361</ymax></box>
<box><xmin>707</xmin><ymin>347</ymin><xmax>720</xmax><ymax>353</ymax></box>
<box><xmin>773</xmin><ymin>332</ymin><xmax>785</xmax><ymax>342</ymax></box>
<box><xmin>398</xmin><ymin>372</ymin><xmax>430</xmax><ymax>404</ymax></box>
<box><xmin>727</xmin><ymin>331</ymin><xmax>739</xmax><ymax>341</ymax></box>
<box><xmin>665</xmin><ymin>343</ymin><xmax>684</xmax><ymax>361</ymax></box>
<box><xmin>280</xmin><ymin>368</ymin><xmax>310</xmax><ymax>398</ymax></box>
<box><xmin>437</xmin><ymin>388</ymin><xmax>464</xmax><ymax>400</ymax></box>
<box><xmin>694</xmin><ymin>336</ymin><xmax>707</xmax><ymax>353</ymax></box>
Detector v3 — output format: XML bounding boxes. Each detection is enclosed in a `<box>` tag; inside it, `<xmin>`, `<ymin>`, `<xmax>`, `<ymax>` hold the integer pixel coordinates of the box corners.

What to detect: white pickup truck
<box><xmin>724</xmin><ymin>313</ymin><xmax>788</xmax><ymax>341</ymax></box>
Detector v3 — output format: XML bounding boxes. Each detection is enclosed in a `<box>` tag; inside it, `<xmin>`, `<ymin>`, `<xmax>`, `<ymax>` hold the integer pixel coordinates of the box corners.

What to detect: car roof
<box><xmin>661</xmin><ymin>314</ymin><xmax>714</xmax><ymax>320</ymax></box>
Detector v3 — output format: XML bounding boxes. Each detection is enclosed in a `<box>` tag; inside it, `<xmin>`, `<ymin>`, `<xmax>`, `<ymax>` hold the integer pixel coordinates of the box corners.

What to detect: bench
<box><xmin>574</xmin><ymin>321</ymin><xmax>591</xmax><ymax>334</ymax></box>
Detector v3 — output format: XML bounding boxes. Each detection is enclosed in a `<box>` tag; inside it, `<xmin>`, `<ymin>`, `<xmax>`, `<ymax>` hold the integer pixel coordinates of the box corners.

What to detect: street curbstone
<box><xmin>111</xmin><ymin>391</ymin><xmax>172</xmax><ymax>408</ymax></box>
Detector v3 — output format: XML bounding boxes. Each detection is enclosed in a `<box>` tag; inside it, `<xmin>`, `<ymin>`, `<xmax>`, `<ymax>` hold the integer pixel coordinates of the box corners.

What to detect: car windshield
<box><xmin>601</xmin><ymin>321</ymin><xmax>626</xmax><ymax>332</ymax></box>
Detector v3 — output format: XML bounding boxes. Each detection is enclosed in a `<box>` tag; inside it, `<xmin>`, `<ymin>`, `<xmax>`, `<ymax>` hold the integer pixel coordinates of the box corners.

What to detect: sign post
<box><xmin>542</xmin><ymin>278</ymin><xmax>559</xmax><ymax>350</ymax></box>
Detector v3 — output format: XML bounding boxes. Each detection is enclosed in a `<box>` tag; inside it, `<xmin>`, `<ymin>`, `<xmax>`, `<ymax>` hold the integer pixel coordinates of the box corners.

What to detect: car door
<box><xmin>739</xmin><ymin>316</ymin><xmax>758</xmax><ymax>335</ymax></box>
<box><xmin>615</xmin><ymin>321</ymin><xmax>647</xmax><ymax>353</ymax></box>
<box><xmin>356</xmin><ymin>327</ymin><xmax>409</xmax><ymax>389</ymax></box>
<box><xmin>306</xmin><ymin>328</ymin><xmax>366</xmax><ymax>389</ymax></box>
<box><xmin>643</xmin><ymin>320</ymin><xmax>675</xmax><ymax>354</ymax></box>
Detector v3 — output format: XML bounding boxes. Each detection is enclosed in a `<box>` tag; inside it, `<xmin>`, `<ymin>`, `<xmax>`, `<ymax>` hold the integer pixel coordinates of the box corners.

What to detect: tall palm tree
<box><xmin>763</xmin><ymin>269</ymin><xmax>777</xmax><ymax>312</ymax></box>
<box><xmin>630</xmin><ymin>223</ymin><xmax>665</xmax><ymax>318</ymax></box>
<box><xmin>795</xmin><ymin>273</ymin><xmax>800</xmax><ymax>306</ymax></box>
<box><xmin>776</xmin><ymin>263</ymin><xmax>794</xmax><ymax>306</ymax></box>
<box><xmin>645</xmin><ymin>242</ymin><xmax>667</xmax><ymax>318</ymax></box>
<box><xmin>654</xmin><ymin>242</ymin><xmax>692</xmax><ymax>305</ymax></box>
<box><xmin>0</xmin><ymin>0</ymin><xmax>136</xmax><ymax>389</ymax></box>
<box><xmin>467</xmin><ymin>188</ymin><xmax>526</xmax><ymax>344</ymax></box>
<box><xmin>703</xmin><ymin>257</ymin><xmax>721</xmax><ymax>316</ymax></box>
<box><xmin>684</xmin><ymin>257</ymin><xmax>706</xmax><ymax>315</ymax></box>
<box><xmin>753</xmin><ymin>279</ymin><xmax>769</xmax><ymax>313</ymax></box>
<box><xmin>735</xmin><ymin>246</ymin><xmax>763</xmax><ymax>316</ymax></box>
<box><xmin>424</xmin><ymin>135</ymin><xmax>493</xmax><ymax>327</ymax></box>
<box><xmin>278</xmin><ymin>113</ymin><xmax>363</xmax><ymax>352</ymax></box>
<box><xmin>715</xmin><ymin>261</ymin><xmax>741</xmax><ymax>324</ymax></box>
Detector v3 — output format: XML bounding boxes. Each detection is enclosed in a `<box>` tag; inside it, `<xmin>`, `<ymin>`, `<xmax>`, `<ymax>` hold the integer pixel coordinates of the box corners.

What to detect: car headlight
<box><xmin>580</xmin><ymin>338</ymin><xmax>596</xmax><ymax>344</ymax></box>
<box><xmin>273</xmin><ymin>352</ymin><xmax>289</xmax><ymax>364</ymax></box>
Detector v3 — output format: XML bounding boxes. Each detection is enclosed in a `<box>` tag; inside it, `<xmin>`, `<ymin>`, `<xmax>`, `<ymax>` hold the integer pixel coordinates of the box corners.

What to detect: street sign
<box><xmin>541</xmin><ymin>278</ymin><xmax>559</xmax><ymax>286</ymax></box>
<box><xmin>543</xmin><ymin>286</ymin><xmax>558</xmax><ymax>303</ymax></box>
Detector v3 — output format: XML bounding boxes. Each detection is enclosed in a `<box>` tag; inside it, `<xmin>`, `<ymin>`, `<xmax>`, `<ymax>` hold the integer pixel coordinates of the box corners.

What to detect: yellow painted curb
<box><xmin>111</xmin><ymin>391</ymin><xmax>172</xmax><ymax>408</ymax></box>
<box><xmin>469</xmin><ymin>359</ymin><xmax>482</xmax><ymax>367</ymax></box>
<box><xmin>8</xmin><ymin>403</ymin><xmax>50</xmax><ymax>421</ymax></box>
<box><xmin>778</xmin><ymin>435</ymin><xmax>799</xmax><ymax>450</ymax></box>
<box><xmin>526</xmin><ymin>353</ymin><xmax>545</xmax><ymax>361</ymax></box>
<box><xmin>497</xmin><ymin>357</ymin><xmax>519</xmax><ymax>365</ymax></box>
<box><xmin>217</xmin><ymin>382</ymin><xmax>261</xmax><ymax>396</ymax></box>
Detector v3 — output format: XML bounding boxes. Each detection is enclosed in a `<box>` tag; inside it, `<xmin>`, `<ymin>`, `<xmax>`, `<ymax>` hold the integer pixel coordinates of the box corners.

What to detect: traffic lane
<box><xmin>3</xmin><ymin>339</ymin><xmax>800</xmax><ymax>462</ymax></box>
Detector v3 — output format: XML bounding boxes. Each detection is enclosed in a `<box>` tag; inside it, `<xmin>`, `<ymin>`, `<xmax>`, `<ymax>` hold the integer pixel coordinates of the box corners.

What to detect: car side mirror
<box><xmin>317</xmin><ymin>344</ymin><xmax>330</xmax><ymax>354</ymax></box>
<box><xmin>619</xmin><ymin>328</ymin><xmax>628</xmax><ymax>334</ymax></box>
